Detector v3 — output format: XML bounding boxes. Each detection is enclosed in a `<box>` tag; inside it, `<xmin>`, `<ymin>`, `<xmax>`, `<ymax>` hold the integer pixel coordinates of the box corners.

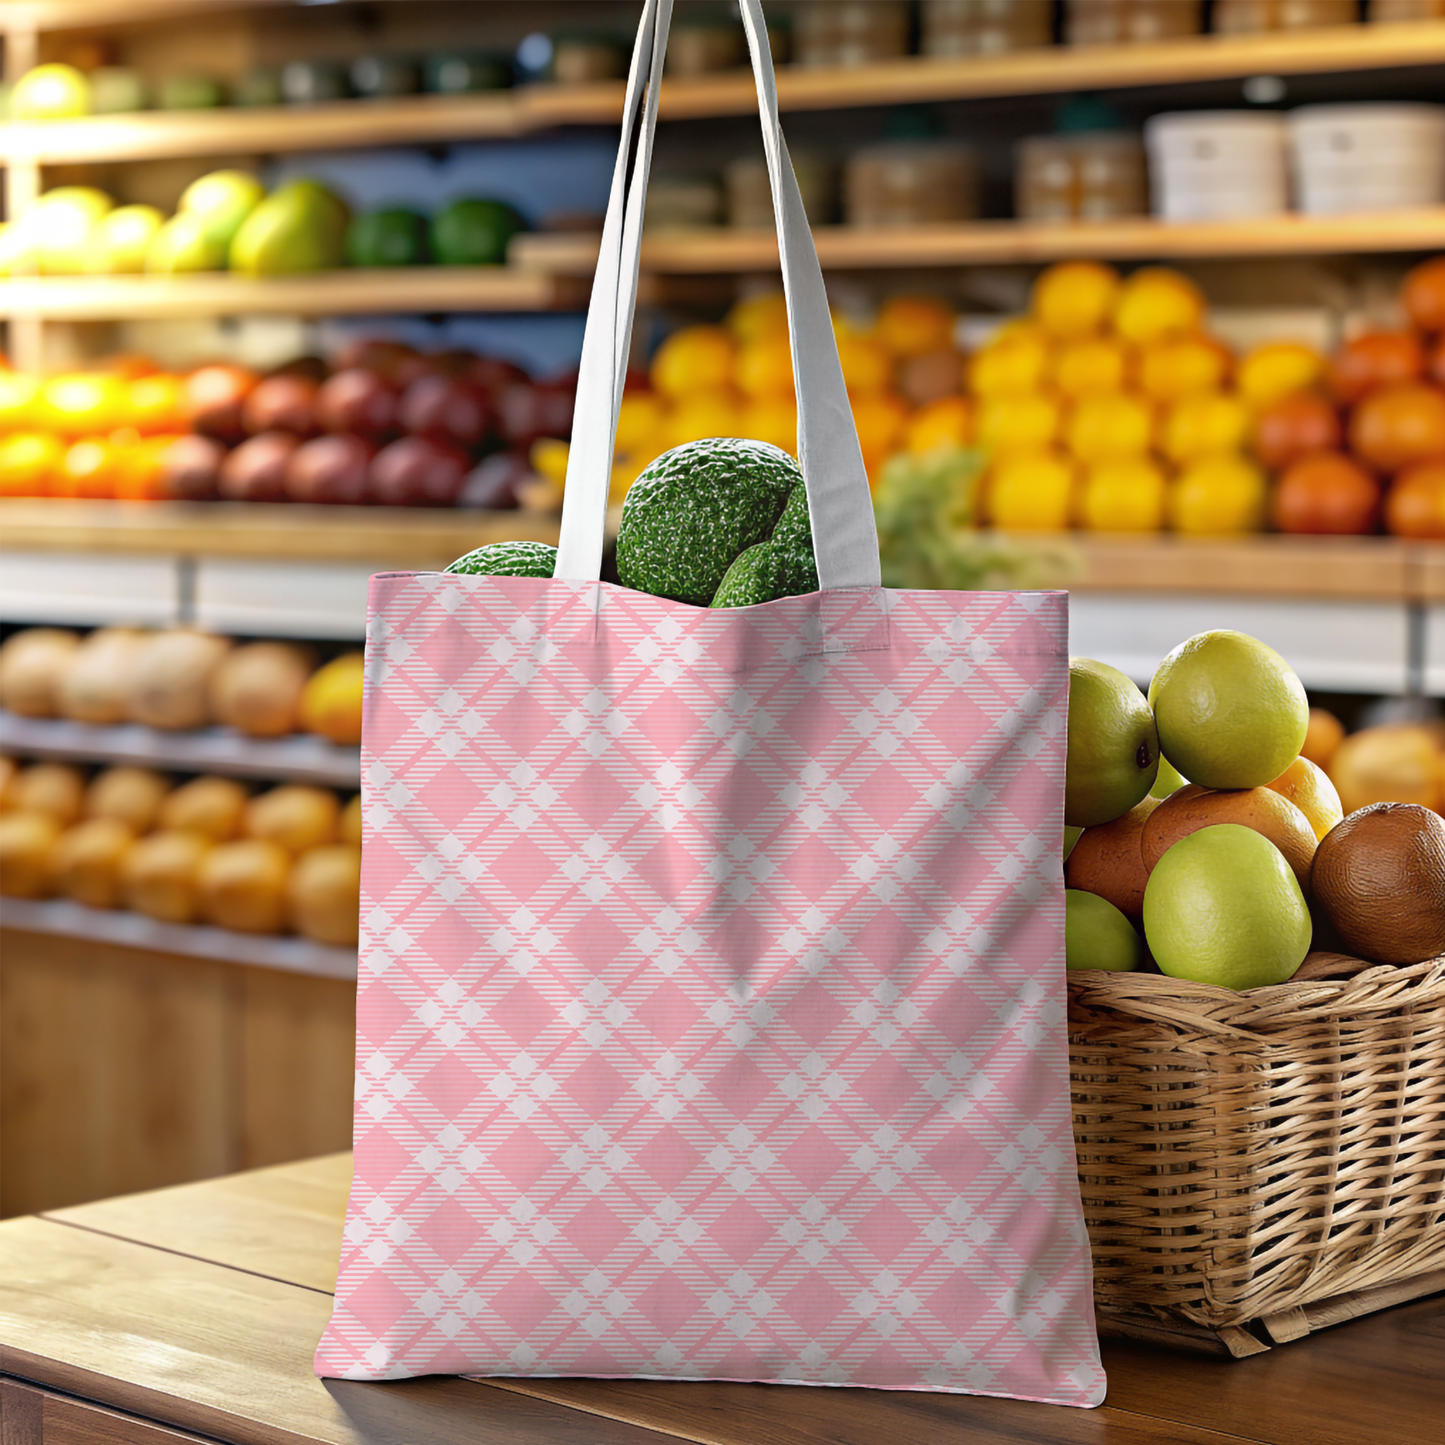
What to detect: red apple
<box><xmin>331</xmin><ymin>337</ymin><xmax>420</xmax><ymax>382</ymax></box>
<box><xmin>397</xmin><ymin>374</ymin><xmax>494</xmax><ymax>448</ymax></box>
<box><xmin>468</xmin><ymin>356</ymin><xmax>531</xmax><ymax>393</ymax></box>
<box><xmin>219</xmin><ymin>432</ymin><xmax>300</xmax><ymax>502</ymax></box>
<box><xmin>159</xmin><ymin>434</ymin><xmax>226</xmax><ymax>501</ymax></box>
<box><xmin>369</xmin><ymin>436</ymin><xmax>469</xmax><ymax>506</ymax></box>
<box><xmin>316</xmin><ymin>368</ymin><xmax>399</xmax><ymax>438</ymax></box>
<box><xmin>242</xmin><ymin>374</ymin><xmax>319</xmax><ymax>437</ymax></box>
<box><xmin>286</xmin><ymin>434</ymin><xmax>374</xmax><ymax>504</ymax></box>
<box><xmin>184</xmin><ymin>364</ymin><xmax>259</xmax><ymax>444</ymax></box>
<box><xmin>497</xmin><ymin>381</ymin><xmax>575</xmax><ymax>448</ymax></box>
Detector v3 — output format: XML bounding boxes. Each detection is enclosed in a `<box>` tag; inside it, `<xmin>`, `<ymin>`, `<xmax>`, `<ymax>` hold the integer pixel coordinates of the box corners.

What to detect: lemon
<box><xmin>1067</xmin><ymin>657</ymin><xmax>1160</xmax><ymax>827</ymax></box>
<box><xmin>1236</xmin><ymin>342</ymin><xmax>1325</xmax><ymax>410</ymax></box>
<box><xmin>1112</xmin><ymin>267</ymin><xmax>1206</xmax><ymax>346</ymax></box>
<box><xmin>1142</xmin><ymin>824</ymin><xmax>1311</xmax><ymax>989</ymax></box>
<box><xmin>970</xmin><ymin>328</ymin><xmax>1054</xmax><ymax>397</ymax></box>
<box><xmin>1032</xmin><ymin>260</ymin><xmax>1121</xmax><ymax>339</ymax></box>
<box><xmin>1161</xmin><ymin>392</ymin><xmax>1249</xmax><ymax>465</ymax></box>
<box><xmin>1065</xmin><ymin>392</ymin><xmax>1154</xmax><ymax>464</ymax></box>
<box><xmin>12</xmin><ymin>63</ymin><xmax>91</xmax><ymax>120</ymax></box>
<box><xmin>977</xmin><ymin>391</ymin><xmax>1061</xmax><ymax>455</ymax></box>
<box><xmin>1055</xmin><ymin>336</ymin><xmax>1133</xmax><ymax>399</ymax></box>
<box><xmin>1148</xmin><ymin>629</ymin><xmax>1309</xmax><ymax>789</ymax></box>
<box><xmin>651</xmin><ymin>325</ymin><xmax>735</xmax><ymax>399</ymax></box>
<box><xmin>987</xmin><ymin>450</ymin><xmax>1075</xmax><ymax>531</ymax></box>
<box><xmin>1168</xmin><ymin>454</ymin><xmax>1266</xmax><ymax>536</ymax></box>
<box><xmin>1079</xmin><ymin>456</ymin><xmax>1167</xmax><ymax>532</ymax></box>
<box><xmin>1066</xmin><ymin>889</ymin><xmax>1142</xmax><ymax>972</ymax></box>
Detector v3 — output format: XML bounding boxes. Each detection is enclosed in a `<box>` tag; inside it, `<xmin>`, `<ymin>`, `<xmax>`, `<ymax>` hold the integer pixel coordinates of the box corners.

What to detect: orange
<box><xmin>614</xmin><ymin>390</ymin><xmax>666</xmax><ymax>461</ymax></box>
<box><xmin>903</xmin><ymin>395</ymin><xmax>973</xmax><ymax>454</ymax></box>
<box><xmin>1250</xmin><ymin>391</ymin><xmax>1342</xmax><ymax>472</ymax></box>
<box><xmin>977</xmin><ymin>391</ymin><xmax>1061</xmax><ymax>456</ymax></box>
<box><xmin>1078</xmin><ymin>456</ymin><xmax>1168</xmax><ymax>533</ymax></box>
<box><xmin>1402</xmin><ymin>256</ymin><xmax>1445</xmax><ymax>336</ymax></box>
<box><xmin>1065</xmin><ymin>391</ymin><xmax>1154</xmax><ymax>463</ymax></box>
<box><xmin>725</xmin><ymin>291</ymin><xmax>789</xmax><ymax>345</ymax></box>
<box><xmin>1161</xmin><ymin>392</ymin><xmax>1249</xmax><ymax>465</ymax></box>
<box><xmin>1236</xmin><ymin>342</ymin><xmax>1326</xmax><ymax>410</ymax></box>
<box><xmin>660</xmin><ymin>389</ymin><xmax>742</xmax><ymax>450</ymax></box>
<box><xmin>1031</xmin><ymin>260</ymin><xmax>1121</xmax><ymax>339</ymax></box>
<box><xmin>735</xmin><ymin>333</ymin><xmax>795</xmax><ymax>398</ymax></box>
<box><xmin>1137</xmin><ymin>334</ymin><xmax>1232</xmax><ymax>404</ymax></box>
<box><xmin>1348</xmin><ymin>381</ymin><xmax>1445</xmax><ymax>475</ymax></box>
<box><xmin>970</xmin><ymin>326</ymin><xmax>1054</xmax><ymax>397</ymax></box>
<box><xmin>1271</xmin><ymin>452</ymin><xmax>1380</xmax><ymax>536</ymax></box>
<box><xmin>836</xmin><ymin>332</ymin><xmax>894</xmax><ymax>395</ymax></box>
<box><xmin>851</xmin><ymin>391</ymin><xmax>910</xmax><ymax>482</ymax></box>
<box><xmin>1054</xmin><ymin>336</ymin><xmax>1134</xmax><ymax>399</ymax></box>
<box><xmin>37</xmin><ymin>371</ymin><xmax>129</xmax><ymax>437</ymax></box>
<box><xmin>609</xmin><ymin>456</ymin><xmax>648</xmax><ymax>505</ymax></box>
<box><xmin>1384</xmin><ymin>459</ymin><xmax>1445</xmax><ymax>540</ymax></box>
<box><xmin>298</xmin><ymin>653</ymin><xmax>365</xmax><ymax>747</ymax></box>
<box><xmin>0</xmin><ymin>432</ymin><xmax>66</xmax><ymax>496</ymax></box>
<box><xmin>1330</xmin><ymin>331</ymin><xmax>1424</xmax><ymax>406</ymax></box>
<box><xmin>0</xmin><ymin>371</ymin><xmax>42</xmax><ymax>431</ymax></box>
<box><xmin>740</xmin><ymin>395</ymin><xmax>798</xmax><ymax>456</ymax></box>
<box><xmin>875</xmin><ymin>295</ymin><xmax>955</xmax><ymax>357</ymax></box>
<box><xmin>987</xmin><ymin>450</ymin><xmax>1076</xmax><ymax>531</ymax></box>
<box><xmin>113</xmin><ymin>433</ymin><xmax>182</xmax><ymax>501</ymax></box>
<box><xmin>1168</xmin><ymin>454</ymin><xmax>1267</xmax><ymax>535</ymax></box>
<box><xmin>1264</xmin><ymin>756</ymin><xmax>1344</xmax><ymax>843</ymax></box>
<box><xmin>1301</xmin><ymin>707</ymin><xmax>1346</xmax><ymax>770</ymax></box>
<box><xmin>1112</xmin><ymin>267</ymin><xmax>1206</xmax><ymax>346</ymax></box>
<box><xmin>650</xmin><ymin>325</ymin><xmax>736</xmax><ymax>399</ymax></box>
<box><xmin>54</xmin><ymin>437</ymin><xmax>121</xmax><ymax>498</ymax></box>
<box><xmin>126</xmin><ymin>372</ymin><xmax>186</xmax><ymax>435</ymax></box>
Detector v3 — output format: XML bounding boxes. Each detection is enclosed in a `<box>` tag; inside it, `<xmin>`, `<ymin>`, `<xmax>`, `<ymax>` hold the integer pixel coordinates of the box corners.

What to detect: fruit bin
<box><xmin>1067</xmin><ymin>952</ymin><xmax>1445</xmax><ymax>1357</ymax></box>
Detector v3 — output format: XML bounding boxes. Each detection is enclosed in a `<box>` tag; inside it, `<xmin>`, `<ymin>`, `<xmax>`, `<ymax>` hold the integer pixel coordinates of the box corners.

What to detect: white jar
<box><xmin>1144</xmin><ymin>112</ymin><xmax>1290</xmax><ymax>221</ymax></box>
<box><xmin>1287</xmin><ymin>103</ymin><xmax>1445</xmax><ymax>214</ymax></box>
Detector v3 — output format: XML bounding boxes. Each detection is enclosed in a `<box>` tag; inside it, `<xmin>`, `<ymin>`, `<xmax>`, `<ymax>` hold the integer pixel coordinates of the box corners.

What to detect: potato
<box><xmin>57</xmin><ymin>627</ymin><xmax>151</xmax><ymax>725</ymax></box>
<box><xmin>158</xmin><ymin>774</ymin><xmax>249</xmax><ymax>842</ymax></box>
<box><xmin>339</xmin><ymin>792</ymin><xmax>363</xmax><ymax>847</ymax></box>
<box><xmin>197</xmin><ymin>838</ymin><xmax>291</xmax><ymax>933</ymax></box>
<box><xmin>0</xmin><ymin>628</ymin><xmax>81</xmax><ymax>718</ymax></box>
<box><xmin>84</xmin><ymin>766</ymin><xmax>171</xmax><ymax>832</ymax></box>
<box><xmin>244</xmin><ymin>784</ymin><xmax>339</xmax><ymax>854</ymax></box>
<box><xmin>121</xmin><ymin>829</ymin><xmax>212</xmax><ymax>924</ymax></box>
<box><xmin>0</xmin><ymin>811</ymin><xmax>62</xmax><ymax>897</ymax></box>
<box><xmin>10</xmin><ymin>762</ymin><xmax>86</xmax><ymax>825</ymax></box>
<box><xmin>50</xmin><ymin>817</ymin><xmax>135</xmax><ymax>909</ymax></box>
<box><xmin>129</xmin><ymin>630</ymin><xmax>232</xmax><ymax>731</ymax></box>
<box><xmin>208</xmin><ymin>641</ymin><xmax>315</xmax><ymax>739</ymax></box>
<box><xmin>298</xmin><ymin>651</ymin><xmax>364</xmax><ymax>746</ymax></box>
<box><xmin>287</xmin><ymin>843</ymin><xmax>361</xmax><ymax>946</ymax></box>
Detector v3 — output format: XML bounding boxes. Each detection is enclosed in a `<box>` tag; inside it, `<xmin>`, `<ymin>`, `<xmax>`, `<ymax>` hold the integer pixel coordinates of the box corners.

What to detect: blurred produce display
<box><xmin>0</xmin><ymin>755</ymin><xmax>361</xmax><ymax>945</ymax></box>
<box><xmin>0</xmin><ymin>626</ymin><xmax>363</xmax><ymax>745</ymax></box>
<box><xmin>1303</xmin><ymin>705</ymin><xmax>1445</xmax><ymax>815</ymax></box>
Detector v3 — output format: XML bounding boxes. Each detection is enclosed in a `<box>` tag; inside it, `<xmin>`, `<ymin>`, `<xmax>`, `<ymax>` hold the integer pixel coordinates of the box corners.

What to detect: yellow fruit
<box><xmin>660</xmin><ymin>389</ymin><xmax>742</xmax><ymax>450</ymax></box>
<box><xmin>609</xmin><ymin>455</ymin><xmax>649</xmax><ymax>504</ymax></box>
<box><xmin>1161</xmin><ymin>392</ymin><xmax>1249</xmax><ymax>465</ymax></box>
<box><xmin>852</xmin><ymin>391</ymin><xmax>910</xmax><ymax>481</ymax></box>
<box><xmin>736</xmin><ymin>333</ymin><xmax>795</xmax><ymax>398</ymax></box>
<box><xmin>530</xmin><ymin>437</ymin><xmax>570</xmax><ymax>485</ymax></box>
<box><xmin>1113</xmin><ymin>267</ymin><xmax>1206</xmax><ymax>346</ymax></box>
<box><xmin>1078</xmin><ymin>456</ymin><xmax>1168</xmax><ymax>532</ymax></box>
<box><xmin>298</xmin><ymin>652</ymin><xmax>365</xmax><ymax>747</ymax></box>
<box><xmin>0</xmin><ymin>371</ymin><xmax>43</xmax><ymax>431</ymax></box>
<box><xmin>120</xmin><ymin>829</ymin><xmax>212</xmax><ymax>924</ymax></box>
<box><xmin>1137</xmin><ymin>335</ymin><xmax>1233</xmax><ymax>404</ymax></box>
<box><xmin>1237</xmin><ymin>342</ymin><xmax>1326</xmax><ymax>410</ymax></box>
<box><xmin>1054</xmin><ymin>337</ymin><xmax>1135</xmax><ymax>399</ymax></box>
<box><xmin>650</xmin><ymin>324</ymin><xmax>736</xmax><ymax>398</ymax></box>
<box><xmin>1327</xmin><ymin>724</ymin><xmax>1440</xmax><ymax>813</ymax></box>
<box><xmin>0</xmin><ymin>811</ymin><xmax>63</xmax><ymax>898</ymax></box>
<box><xmin>1169</xmin><ymin>454</ymin><xmax>1267</xmax><ymax>535</ymax></box>
<box><xmin>158</xmin><ymin>775</ymin><xmax>249</xmax><ymax>843</ymax></box>
<box><xmin>614</xmin><ymin>391</ymin><xmax>666</xmax><ymax>459</ymax></box>
<box><xmin>11</xmin><ymin>63</ymin><xmax>91</xmax><ymax>120</ymax></box>
<box><xmin>287</xmin><ymin>843</ymin><xmax>362</xmax><ymax>947</ymax></box>
<box><xmin>245</xmin><ymin>784</ymin><xmax>340</xmax><ymax>855</ymax></box>
<box><xmin>1265</xmin><ymin>756</ymin><xmax>1345</xmax><ymax>843</ymax></box>
<box><xmin>50</xmin><ymin>816</ymin><xmax>134</xmax><ymax>909</ymax></box>
<box><xmin>725</xmin><ymin>291</ymin><xmax>789</xmax><ymax>345</ymax></box>
<box><xmin>977</xmin><ymin>391</ymin><xmax>1061</xmax><ymax>455</ymax></box>
<box><xmin>988</xmin><ymin>450</ymin><xmax>1076</xmax><ymax>532</ymax></box>
<box><xmin>1065</xmin><ymin>391</ymin><xmax>1155</xmax><ymax>462</ymax></box>
<box><xmin>970</xmin><ymin>327</ymin><xmax>1054</xmax><ymax>397</ymax></box>
<box><xmin>1032</xmin><ymin>260</ymin><xmax>1122</xmax><ymax>339</ymax></box>
<box><xmin>903</xmin><ymin>395</ymin><xmax>973</xmax><ymax>454</ymax></box>
<box><xmin>740</xmin><ymin>395</ymin><xmax>798</xmax><ymax>456</ymax></box>
<box><xmin>1301</xmin><ymin>707</ymin><xmax>1346</xmax><ymax>770</ymax></box>
<box><xmin>339</xmin><ymin>794</ymin><xmax>363</xmax><ymax>847</ymax></box>
<box><xmin>836</xmin><ymin>332</ymin><xmax>894</xmax><ymax>395</ymax></box>
<box><xmin>875</xmin><ymin>295</ymin><xmax>956</xmax><ymax>357</ymax></box>
<box><xmin>198</xmin><ymin>839</ymin><xmax>290</xmax><ymax>934</ymax></box>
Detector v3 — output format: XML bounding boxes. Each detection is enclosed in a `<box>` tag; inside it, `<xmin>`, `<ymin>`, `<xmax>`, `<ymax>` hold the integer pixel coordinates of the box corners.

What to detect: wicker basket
<box><xmin>1068</xmin><ymin>952</ymin><xmax>1445</xmax><ymax>1356</ymax></box>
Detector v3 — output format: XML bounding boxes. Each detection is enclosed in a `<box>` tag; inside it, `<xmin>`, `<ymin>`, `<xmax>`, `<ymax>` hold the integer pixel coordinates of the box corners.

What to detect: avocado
<box><xmin>346</xmin><ymin>208</ymin><xmax>429</xmax><ymax>268</ymax></box>
<box><xmin>431</xmin><ymin>198</ymin><xmax>526</xmax><ymax>267</ymax></box>
<box><xmin>445</xmin><ymin>540</ymin><xmax>558</xmax><ymax>577</ymax></box>
<box><xmin>710</xmin><ymin>480</ymin><xmax>819</xmax><ymax>608</ymax></box>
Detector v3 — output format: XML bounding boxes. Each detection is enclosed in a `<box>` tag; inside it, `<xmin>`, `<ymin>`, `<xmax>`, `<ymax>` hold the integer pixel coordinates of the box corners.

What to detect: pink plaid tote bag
<box><xmin>317</xmin><ymin>0</ymin><xmax>1105</xmax><ymax>1406</ymax></box>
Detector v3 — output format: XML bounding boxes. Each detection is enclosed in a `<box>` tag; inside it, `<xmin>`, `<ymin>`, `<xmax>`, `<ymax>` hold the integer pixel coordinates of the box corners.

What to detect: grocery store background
<box><xmin>1</xmin><ymin>1</ymin><xmax>1443</xmax><ymax>1218</ymax></box>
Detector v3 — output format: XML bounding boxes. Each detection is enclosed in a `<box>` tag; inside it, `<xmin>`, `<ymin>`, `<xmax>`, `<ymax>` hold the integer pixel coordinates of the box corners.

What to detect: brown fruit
<box><xmin>1141</xmin><ymin>783</ymin><xmax>1317</xmax><ymax>894</ymax></box>
<box><xmin>121</xmin><ymin>829</ymin><xmax>212</xmax><ymax>924</ymax></box>
<box><xmin>0</xmin><ymin>811</ymin><xmax>62</xmax><ymax>897</ymax></box>
<box><xmin>897</xmin><ymin>348</ymin><xmax>966</xmax><ymax>409</ymax></box>
<box><xmin>158</xmin><ymin>774</ymin><xmax>249</xmax><ymax>842</ymax></box>
<box><xmin>49</xmin><ymin>816</ymin><xmax>134</xmax><ymax>908</ymax></box>
<box><xmin>57</xmin><ymin>627</ymin><xmax>150</xmax><ymax>724</ymax></box>
<box><xmin>1063</xmin><ymin>795</ymin><xmax>1160</xmax><ymax>922</ymax></box>
<box><xmin>1327</xmin><ymin>723</ymin><xmax>1440</xmax><ymax>813</ymax></box>
<box><xmin>244</xmin><ymin>784</ymin><xmax>340</xmax><ymax>854</ymax></box>
<box><xmin>9</xmin><ymin>762</ymin><xmax>86</xmax><ymax>825</ymax></box>
<box><xmin>84</xmin><ymin>765</ymin><xmax>170</xmax><ymax>832</ymax></box>
<box><xmin>0</xmin><ymin>628</ymin><xmax>81</xmax><ymax>717</ymax></box>
<box><xmin>197</xmin><ymin>838</ymin><xmax>290</xmax><ymax>934</ymax></box>
<box><xmin>287</xmin><ymin>842</ymin><xmax>361</xmax><ymax>946</ymax></box>
<box><xmin>208</xmin><ymin>641</ymin><xmax>314</xmax><ymax>739</ymax></box>
<box><xmin>1312</xmin><ymin>802</ymin><xmax>1445</xmax><ymax>965</ymax></box>
<box><xmin>129</xmin><ymin>630</ymin><xmax>232</xmax><ymax>731</ymax></box>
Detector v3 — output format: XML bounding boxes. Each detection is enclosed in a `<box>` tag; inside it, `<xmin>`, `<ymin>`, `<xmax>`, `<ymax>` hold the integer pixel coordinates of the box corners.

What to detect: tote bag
<box><xmin>317</xmin><ymin>0</ymin><xmax>1105</xmax><ymax>1406</ymax></box>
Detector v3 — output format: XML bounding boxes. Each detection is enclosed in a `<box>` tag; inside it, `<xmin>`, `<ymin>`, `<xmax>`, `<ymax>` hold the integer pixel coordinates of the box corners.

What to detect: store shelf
<box><xmin>0</xmin><ymin>896</ymin><xmax>357</xmax><ymax>981</ymax></box>
<box><xmin>6</xmin><ymin>22</ymin><xmax>1445</xmax><ymax>163</ymax></box>
<box><xmin>514</xmin><ymin>209</ymin><xmax>1445</xmax><ymax>276</ymax></box>
<box><xmin>0</xmin><ymin>267</ymin><xmax>579</xmax><ymax>321</ymax></box>
<box><xmin>0</xmin><ymin>713</ymin><xmax>360</xmax><ymax>788</ymax></box>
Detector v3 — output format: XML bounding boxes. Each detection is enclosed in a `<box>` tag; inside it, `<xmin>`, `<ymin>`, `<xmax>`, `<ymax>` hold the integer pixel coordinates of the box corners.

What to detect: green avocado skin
<box><xmin>444</xmin><ymin>541</ymin><xmax>558</xmax><ymax>577</ymax></box>
<box><xmin>346</xmin><ymin>209</ymin><xmax>429</xmax><ymax>268</ymax></box>
<box><xmin>431</xmin><ymin>198</ymin><xmax>527</xmax><ymax>267</ymax></box>
<box><xmin>710</xmin><ymin>472</ymin><xmax>819</xmax><ymax>609</ymax></box>
<box><xmin>616</xmin><ymin>438</ymin><xmax>799</xmax><ymax>607</ymax></box>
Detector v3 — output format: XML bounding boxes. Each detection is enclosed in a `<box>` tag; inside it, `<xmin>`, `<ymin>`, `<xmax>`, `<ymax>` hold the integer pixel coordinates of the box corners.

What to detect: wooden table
<box><xmin>1</xmin><ymin>1154</ymin><xmax>1442</xmax><ymax>1445</ymax></box>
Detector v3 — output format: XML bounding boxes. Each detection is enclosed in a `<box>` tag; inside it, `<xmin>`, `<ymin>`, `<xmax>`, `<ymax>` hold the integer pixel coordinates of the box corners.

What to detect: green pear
<box><xmin>228</xmin><ymin>179</ymin><xmax>349</xmax><ymax>276</ymax></box>
<box><xmin>88</xmin><ymin>204</ymin><xmax>165</xmax><ymax>273</ymax></box>
<box><xmin>146</xmin><ymin>212</ymin><xmax>227</xmax><ymax>274</ymax></box>
<box><xmin>179</xmin><ymin>170</ymin><xmax>265</xmax><ymax>247</ymax></box>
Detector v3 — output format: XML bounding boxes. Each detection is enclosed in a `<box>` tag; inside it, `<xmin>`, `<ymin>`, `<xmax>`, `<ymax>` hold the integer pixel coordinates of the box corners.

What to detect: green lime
<box><xmin>347</xmin><ymin>208</ymin><xmax>429</xmax><ymax>268</ymax></box>
<box><xmin>1066</xmin><ymin>889</ymin><xmax>1141</xmax><ymax>972</ymax></box>
<box><xmin>1066</xmin><ymin>657</ymin><xmax>1159</xmax><ymax>828</ymax></box>
<box><xmin>445</xmin><ymin>540</ymin><xmax>557</xmax><ymax>577</ymax></box>
<box><xmin>431</xmin><ymin>197</ymin><xmax>526</xmax><ymax>267</ymax></box>
<box><xmin>1142</xmin><ymin>823</ymin><xmax>1311</xmax><ymax>990</ymax></box>
<box><xmin>1148</xmin><ymin>630</ymin><xmax>1308</xmax><ymax>790</ymax></box>
<box><xmin>1149</xmin><ymin>755</ymin><xmax>1189</xmax><ymax>800</ymax></box>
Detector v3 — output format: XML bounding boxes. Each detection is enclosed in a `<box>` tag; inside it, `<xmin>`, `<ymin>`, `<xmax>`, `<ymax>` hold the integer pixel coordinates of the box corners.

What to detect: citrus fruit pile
<box><xmin>1064</xmin><ymin>628</ymin><xmax>1445</xmax><ymax>989</ymax></box>
<box><xmin>1301</xmin><ymin>705</ymin><xmax>1445</xmax><ymax>817</ymax></box>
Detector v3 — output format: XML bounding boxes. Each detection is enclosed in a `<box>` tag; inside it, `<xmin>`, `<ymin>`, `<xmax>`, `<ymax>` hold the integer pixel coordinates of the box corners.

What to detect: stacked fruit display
<box><xmin>0</xmin><ymin>172</ymin><xmax>524</xmax><ymax>278</ymax></box>
<box><xmin>1306</xmin><ymin>706</ymin><xmax>1445</xmax><ymax>815</ymax></box>
<box><xmin>0</xmin><ymin>757</ymin><xmax>360</xmax><ymax>946</ymax></box>
<box><xmin>1064</xmin><ymin>629</ymin><xmax>1445</xmax><ymax>986</ymax></box>
<box><xmin>0</xmin><ymin>341</ymin><xmax>571</xmax><ymax>507</ymax></box>
<box><xmin>0</xmin><ymin>627</ymin><xmax>362</xmax><ymax>745</ymax></box>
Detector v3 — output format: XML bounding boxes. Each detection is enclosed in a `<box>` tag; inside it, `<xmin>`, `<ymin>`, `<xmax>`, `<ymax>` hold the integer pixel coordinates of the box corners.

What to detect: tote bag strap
<box><xmin>554</xmin><ymin>0</ymin><xmax>881</xmax><ymax>593</ymax></box>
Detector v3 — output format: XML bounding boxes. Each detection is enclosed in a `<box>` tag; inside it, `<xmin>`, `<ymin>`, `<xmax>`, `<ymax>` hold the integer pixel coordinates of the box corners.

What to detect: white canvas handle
<box><xmin>554</xmin><ymin>0</ymin><xmax>881</xmax><ymax>593</ymax></box>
